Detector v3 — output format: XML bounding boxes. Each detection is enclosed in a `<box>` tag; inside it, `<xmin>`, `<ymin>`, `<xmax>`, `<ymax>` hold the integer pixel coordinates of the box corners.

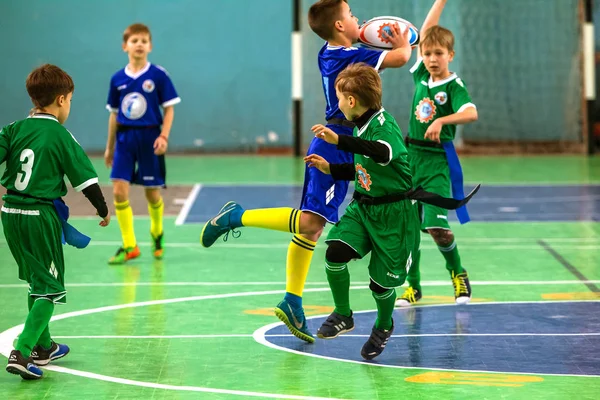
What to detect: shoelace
<box><xmin>453</xmin><ymin>274</ymin><xmax>468</xmax><ymax>296</ymax></box>
<box><xmin>404</xmin><ymin>287</ymin><xmax>416</xmax><ymax>302</ymax></box>
<box><xmin>222</xmin><ymin>228</ymin><xmax>241</xmax><ymax>242</ymax></box>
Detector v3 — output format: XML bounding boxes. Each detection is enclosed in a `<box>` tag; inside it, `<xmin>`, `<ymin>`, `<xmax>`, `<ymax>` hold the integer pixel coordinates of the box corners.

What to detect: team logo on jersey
<box><xmin>142</xmin><ymin>79</ymin><xmax>155</xmax><ymax>93</ymax></box>
<box><xmin>356</xmin><ymin>164</ymin><xmax>372</xmax><ymax>191</ymax></box>
<box><xmin>121</xmin><ymin>92</ymin><xmax>147</xmax><ymax>120</ymax></box>
<box><xmin>415</xmin><ymin>98</ymin><xmax>436</xmax><ymax>123</ymax></box>
<box><xmin>434</xmin><ymin>91</ymin><xmax>448</xmax><ymax>105</ymax></box>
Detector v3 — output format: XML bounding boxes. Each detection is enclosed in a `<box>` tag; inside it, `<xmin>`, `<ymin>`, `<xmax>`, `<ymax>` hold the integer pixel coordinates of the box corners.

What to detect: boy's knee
<box><xmin>299</xmin><ymin>211</ymin><xmax>325</xmax><ymax>237</ymax></box>
<box><xmin>113</xmin><ymin>181</ymin><xmax>129</xmax><ymax>203</ymax></box>
<box><xmin>427</xmin><ymin>228</ymin><xmax>454</xmax><ymax>247</ymax></box>
<box><xmin>326</xmin><ymin>241</ymin><xmax>358</xmax><ymax>264</ymax></box>
<box><xmin>369</xmin><ymin>279</ymin><xmax>389</xmax><ymax>295</ymax></box>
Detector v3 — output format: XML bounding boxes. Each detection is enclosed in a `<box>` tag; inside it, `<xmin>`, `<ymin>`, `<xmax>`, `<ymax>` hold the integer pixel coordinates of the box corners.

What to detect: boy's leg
<box><xmin>145</xmin><ymin>188</ymin><xmax>164</xmax><ymax>259</ymax></box>
<box><xmin>318</xmin><ymin>203</ymin><xmax>369</xmax><ymax>339</ymax></box>
<box><xmin>109</xmin><ymin>131</ymin><xmax>140</xmax><ymax>264</ymax></box>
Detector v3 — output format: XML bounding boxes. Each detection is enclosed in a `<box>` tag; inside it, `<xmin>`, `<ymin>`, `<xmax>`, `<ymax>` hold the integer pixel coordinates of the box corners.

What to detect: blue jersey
<box><xmin>106</xmin><ymin>63</ymin><xmax>180</xmax><ymax>126</ymax></box>
<box><xmin>318</xmin><ymin>44</ymin><xmax>387</xmax><ymax>121</ymax></box>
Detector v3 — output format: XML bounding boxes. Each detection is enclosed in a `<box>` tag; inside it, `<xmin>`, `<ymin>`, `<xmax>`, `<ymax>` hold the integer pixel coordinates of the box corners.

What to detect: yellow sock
<box><xmin>148</xmin><ymin>197</ymin><xmax>164</xmax><ymax>238</ymax></box>
<box><xmin>286</xmin><ymin>235</ymin><xmax>317</xmax><ymax>296</ymax></box>
<box><xmin>115</xmin><ymin>200</ymin><xmax>136</xmax><ymax>249</ymax></box>
<box><xmin>241</xmin><ymin>208</ymin><xmax>301</xmax><ymax>234</ymax></box>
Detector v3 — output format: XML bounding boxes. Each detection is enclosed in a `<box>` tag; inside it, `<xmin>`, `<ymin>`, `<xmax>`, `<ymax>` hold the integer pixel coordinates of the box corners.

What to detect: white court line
<box><xmin>1</xmin><ymin>280</ymin><xmax>600</xmax><ymax>289</ymax></box>
<box><xmin>254</xmin><ymin>301</ymin><xmax>600</xmax><ymax>379</ymax></box>
<box><xmin>174</xmin><ymin>183</ymin><xmax>202</xmax><ymax>226</ymax></box>
<box><xmin>52</xmin><ymin>332</ymin><xmax>600</xmax><ymax>340</ymax></box>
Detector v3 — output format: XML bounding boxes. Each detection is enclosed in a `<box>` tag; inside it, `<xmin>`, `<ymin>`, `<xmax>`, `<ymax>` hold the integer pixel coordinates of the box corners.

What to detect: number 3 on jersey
<box><xmin>15</xmin><ymin>149</ymin><xmax>35</xmax><ymax>191</ymax></box>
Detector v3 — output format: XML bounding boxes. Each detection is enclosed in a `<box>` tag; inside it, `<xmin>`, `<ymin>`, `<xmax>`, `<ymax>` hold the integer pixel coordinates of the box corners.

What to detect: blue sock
<box><xmin>284</xmin><ymin>292</ymin><xmax>302</xmax><ymax>310</ymax></box>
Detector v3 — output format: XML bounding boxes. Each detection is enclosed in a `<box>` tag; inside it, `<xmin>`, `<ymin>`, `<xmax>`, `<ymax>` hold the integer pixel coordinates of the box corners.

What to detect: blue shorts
<box><xmin>300</xmin><ymin>124</ymin><xmax>354</xmax><ymax>223</ymax></box>
<box><xmin>110</xmin><ymin>126</ymin><xmax>166</xmax><ymax>187</ymax></box>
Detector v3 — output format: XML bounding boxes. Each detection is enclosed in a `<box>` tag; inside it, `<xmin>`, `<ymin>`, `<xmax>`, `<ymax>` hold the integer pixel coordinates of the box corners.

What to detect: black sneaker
<box><xmin>31</xmin><ymin>341</ymin><xmax>70</xmax><ymax>366</ymax></box>
<box><xmin>317</xmin><ymin>311</ymin><xmax>355</xmax><ymax>339</ymax></box>
<box><xmin>5</xmin><ymin>350</ymin><xmax>43</xmax><ymax>380</ymax></box>
<box><xmin>452</xmin><ymin>269</ymin><xmax>472</xmax><ymax>305</ymax></box>
<box><xmin>361</xmin><ymin>322</ymin><xmax>394</xmax><ymax>360</ymax></box>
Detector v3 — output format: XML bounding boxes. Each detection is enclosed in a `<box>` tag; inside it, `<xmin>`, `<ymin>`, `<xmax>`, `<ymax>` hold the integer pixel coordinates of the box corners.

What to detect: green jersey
<box><xmin>408</xmin><ymin>58</ymin><xmax>475</xmax><ymax>150</ymax></box>
<box><xmin>353</xmin><ymin>109</ymin><xmax>412</xmax><ymax>197</ymax></box>
<box><xmin>0</xmin><ymin>114</ymin><xmax>98</xmax><ymax>206</ymax></box>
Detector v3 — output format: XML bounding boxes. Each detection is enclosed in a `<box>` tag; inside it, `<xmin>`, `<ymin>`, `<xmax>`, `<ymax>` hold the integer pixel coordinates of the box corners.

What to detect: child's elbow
<box><xmin>469</xmin><ymin>108</ymin><xmax>478</xmax><ymax>122</ymax></box>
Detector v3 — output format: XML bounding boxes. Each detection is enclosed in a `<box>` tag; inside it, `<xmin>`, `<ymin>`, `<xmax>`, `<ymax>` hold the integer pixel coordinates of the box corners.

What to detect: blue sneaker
<box><xmin>274</xmin><ymin>300</ymin><xmax>315</xmax><ymax>343</ymax></box>
<box><xmin>31</xmin><ymin>341</ymin><xmax>70</xmax><ymax>365</ymax></box>
<box><xmin>6</xmin><ymin>350</ymin><xmax>43</xmax><ymax>380</ymax></box>
<box><xmin>200</xmin><ymin>202</ymin><xmax>244</xmax><ymax>248</ymax></box>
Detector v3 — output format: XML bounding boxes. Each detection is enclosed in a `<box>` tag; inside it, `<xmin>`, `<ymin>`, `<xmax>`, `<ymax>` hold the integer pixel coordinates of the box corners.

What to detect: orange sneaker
<box><xmin>108</xmin><ymin>246</ymin><xmax>141</xmax><ymax>265</ymax></box>
<box><xmin>151</xmin><ymin>233</ymin><xmax>164</xmax><ymax>260</ymax></box>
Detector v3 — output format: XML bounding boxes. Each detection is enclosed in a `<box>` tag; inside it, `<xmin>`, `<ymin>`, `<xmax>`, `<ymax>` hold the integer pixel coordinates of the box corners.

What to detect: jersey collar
<box><xmin>357</xmin><ymin>108</ymin><xmax>385</xmax><ymax>137</ymax></box>
<box><xmin>428</xmin><ymin>72</ymin><xmax>457</xmax><ymax>88</ymax></box>
<box><xmin>28</xmin><ymin>113</ymin><xmax>58</xmax><ymax>122</ymax></box>
<box><xmin>125</xmin><ymin>62</ymin><xmax>151</xmax><ymax>79</ymax></box>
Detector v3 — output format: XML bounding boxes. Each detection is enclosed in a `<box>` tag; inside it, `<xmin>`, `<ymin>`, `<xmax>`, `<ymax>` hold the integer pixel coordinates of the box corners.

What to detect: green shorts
<box><xmin>326</xmin><ymin>199</ymin><xmax>421</xmax><ymax>288</ymax></box>
<box><xmin>1</xmin><ymin>202</ymin><xmax>67</xmax><ymax>304</ymax></box>
<box><xmin>408</xmin><ymin>147</ymin><xmax>451</xmax><ymax>230</ymax></box>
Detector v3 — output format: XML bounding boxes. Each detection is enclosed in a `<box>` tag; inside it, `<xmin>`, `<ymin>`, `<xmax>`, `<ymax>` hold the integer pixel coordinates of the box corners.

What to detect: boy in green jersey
<box><xmin>398</xmin><ymin>0</ymin><xmax>479</xmax><ymax>307</ymax></box>
<box><xmin>306</xmin><ymin>62</ymin><xmax>478</xmax><ymax>360</ymax></box>
<box><xmin>1</xmin><ymin>64</ymin><xmax>110</xmax><ymax>380</ymax></box>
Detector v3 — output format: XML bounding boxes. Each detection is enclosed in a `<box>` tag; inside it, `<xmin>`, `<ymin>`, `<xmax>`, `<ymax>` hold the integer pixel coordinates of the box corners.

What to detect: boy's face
<box><xmin>336</xmin><ymin>86</ymin><xmax>357</xmax><ymax>120</ymax></box>
<box><xmin>336</xmin><ymin>2</ymin><xmax>360</xmax><ymax>41</ymax></box>
<box><xmin>421</xmin><ymin>44</ymin><xmax>454</xmax><ymax>79</ymax></box>
<box><xmin>123</xmin><ymin>33</ymin><xmax>152</xmax><ymax>60</ymax></box>
<box><xmin>57</xmin><ymin>92</ymin><xmax>73</xmax><ymax>124</ymax></box>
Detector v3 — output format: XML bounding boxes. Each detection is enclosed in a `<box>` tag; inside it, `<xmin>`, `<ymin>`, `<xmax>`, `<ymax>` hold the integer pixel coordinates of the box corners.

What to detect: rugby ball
<box><xmin>358</xmin><ymin>16</ymin><xmax>419</xmax><ymax>50</ymax></box>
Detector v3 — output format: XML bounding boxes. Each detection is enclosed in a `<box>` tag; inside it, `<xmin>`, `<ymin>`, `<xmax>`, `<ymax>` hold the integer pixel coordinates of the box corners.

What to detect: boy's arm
<box><xmin>104</xmin><ymin>112</ymin><xmax>118</xmax><ymax>167</ymax></box>
<box><xmin>380</xmin><ymin>24</ymin><xmax>412</xmax><ymax>69</ymax></box>
<box><xmin>160</xmin><ymin>106</ymin><xmax>174</xmax><ymax>140</ymax></box>
<box><xmin>0</xmin><ymin>126</ymin><xmax>8</xmax><ymax>164</ymax></box>
<box><xmin>424</xmin><ymin>106</ymin><xmax>478</xmax><ymax>143</ymax></box>
<box><xmin>418</xmin><ymin>0</ymin><xmax>448</xmax><ymax>58</ymax></box>
<box><xmin>337</xmin><ymin>135</ymin><xmax>391</xmax><ymax>164</ymax></box>
<box><xmin>330</xmin><ymin>163</ymin><xmax>355</xmax><ymax>181</ymax></box>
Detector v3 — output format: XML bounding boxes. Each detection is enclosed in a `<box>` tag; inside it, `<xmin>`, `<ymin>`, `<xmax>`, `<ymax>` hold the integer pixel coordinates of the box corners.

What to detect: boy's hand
<box><xmin>311</xmin><ymin>124</ymin><xmax>339</xmax><ymax>145</ymax></box>
<box><xmin>424</xmin><ymin>120</ymin><xmax>443</xmax><ymax>143</ymax></box>
<box><xmin>304</xmin><ymin>154</ymin><xmax>331</xmax><ymax>175</ymax></box>
<box><xmin>154</xmin><ymin>135</ymin><xmax>168</xmax><ymax>155</ymax></box>
<box><xmin>98</xmin><ymin>213</ymin><xmax>110</xmax><ymax>227</ymax></box>
<box><xmin>381</xmin><ymin>22</ymin><xmax>410</xmax><ymax>49</ymax></box>
<box><xmin>104</xmin><ymin>149</ymin><xmax>114</xmax><ymax>168</ymax></box>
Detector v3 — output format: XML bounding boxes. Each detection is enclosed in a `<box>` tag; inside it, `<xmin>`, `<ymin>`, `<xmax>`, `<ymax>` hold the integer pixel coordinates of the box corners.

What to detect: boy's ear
<box><xmin>56</xmin><ymin>94</ymin><xmax>65</xmax><ymax>107</ymax></box>
<box><xmin>122</xmin><ymin>42</ymin><xmax>128</xmax><ymax>52</ymax></box>
<box><xmin>448</xmin><ymin>50</ymin><xmax>455</xmax><ymax>62</ymax></box>
<box><xmin>334</xmin><ymin>20</ymin><xmax>344</xmax><ymax>32</ymax></box>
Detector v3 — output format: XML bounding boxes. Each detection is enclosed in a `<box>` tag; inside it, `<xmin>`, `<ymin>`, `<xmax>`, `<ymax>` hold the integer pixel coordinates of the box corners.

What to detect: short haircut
<box><xmin>123</xmin><ymin>23</ymin><xmax>152</xmax><ymax>42</ymax></box>
<box><xmin>308</xmin><ymin>0</ymin><xmax>347</xmax><ymax>41</ymax></box>
<box><xmin>420</xmin><ymin>25</ymin><xmax>454</xmax><ymax>52</ymax></box>
<box><xmin>26</xmin><ymin>64</ymin><xmax>74</xmax><ymax>109</ymax></box>
<box><xmin>335</xmin><ymin>63</ymin><xmax>382</xmax><ymax>109</ymax></box>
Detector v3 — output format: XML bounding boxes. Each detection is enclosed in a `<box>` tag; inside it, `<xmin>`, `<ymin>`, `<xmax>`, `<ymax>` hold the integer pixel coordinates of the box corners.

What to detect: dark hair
<box><xmin>308</xmin><ymin>0</ymin><xmax>347</xmax><ymax>40</ymax></box>
<box><xmin>123</xmin><ymin>23</ymin><xmax>152</xmax><ymax>42</ymax></box>
<box><xmin>335</xmin><ymin>63</ymin><xmax>382</xmax><ymax>109</ymax></box>
<box><xmin>26</xmin><ymin>64</ymin><xmax>74</xmax><ymax>109</ymax></box>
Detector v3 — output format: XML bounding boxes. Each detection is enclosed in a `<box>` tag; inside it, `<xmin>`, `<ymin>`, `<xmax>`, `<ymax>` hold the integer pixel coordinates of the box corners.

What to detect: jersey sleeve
<box><xmin>106</xmin><ymin>75</ymin><xmax>120</xmax><ymax>113</ymax></box>
<box><xmin>350</xmin><ymin>47</ymin><xmax>388</xmax><ymax>71</ymax></box>
<box><xmin>450</xmin><ymin>78</ymin><xmax>476</xmax><ymax>113</ymax></box>
<box><xmin>58</xmin><ymin>130</ymin><xmax>99</xmax><ymax>191</ymax></box>
<box><xmin>156</xmin><ymin>66</ymin><xmax>181</xmax><ymax>108</ymax></box>
<box><xmin>0</xmin><ymin>124</ymin><xmax>10</xmax><ymax>164</ymax></box>
<box><xmin>409</xmin><ymin>57</ymin><xmax>429</xmax><ymax>85</ymax></box>
<box><xmin>370</xmin><ymin>123</ymin><xmax>406</xmax><ymax>166</ymax></box>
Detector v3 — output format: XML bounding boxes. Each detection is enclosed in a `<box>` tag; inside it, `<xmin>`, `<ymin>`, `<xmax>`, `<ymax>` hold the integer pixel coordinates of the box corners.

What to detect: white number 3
<box><xmin>15</xmin><ymin>149</ymin><xmax>35</xmax><ymax>191</ymax></box>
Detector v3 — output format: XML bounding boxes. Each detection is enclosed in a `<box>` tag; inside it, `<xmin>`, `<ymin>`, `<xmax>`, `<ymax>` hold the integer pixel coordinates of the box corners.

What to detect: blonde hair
<box><xmin>123</xmin><ymin>23</ymin><xmax>152</xmax><ymax>42</ymax></box>
<box><xmin>420</xmin><ymin>25</ymin><xmax>454</xmax><ymax>52</ymax></box>
<box><xmin>335</xmin><ymin>63</ymin><xmax>382</xmax><ymax>109</ymax></box>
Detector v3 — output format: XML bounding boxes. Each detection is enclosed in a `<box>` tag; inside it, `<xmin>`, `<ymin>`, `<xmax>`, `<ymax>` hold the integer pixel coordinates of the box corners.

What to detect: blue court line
<box><xmin>183</xmin><ymin>184</ymin><xmax>600</xmax><ymax>223</ymax></box>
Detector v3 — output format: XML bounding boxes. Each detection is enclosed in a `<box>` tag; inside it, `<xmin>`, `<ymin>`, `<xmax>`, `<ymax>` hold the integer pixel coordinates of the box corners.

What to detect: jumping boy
<box><xmin>1</xmin><ymin>64</ymin><xmax>110</xmax><ymax>379</ymax></box>
<box><xmin>104</xmin><ymin>23</ymin><xmax>180</xmax><ymax>264</ymax></box>
<box><xmin>200</xmin><ymin>0</ymin><xmax>412</xmax><ymax>343</ymax></box>
<box><xmin>396</xmin><ymin>0</ymin><xmax>479</xmax><ymax>307</ymax></box>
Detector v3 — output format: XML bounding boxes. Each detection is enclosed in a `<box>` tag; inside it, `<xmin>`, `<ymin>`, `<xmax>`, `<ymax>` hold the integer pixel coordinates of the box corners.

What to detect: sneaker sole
<box><xmin>200</xmin><ymin>201</ymin><xmax>236</xmax><ymax>248</ymax></box>
<box><xmin>273</xmin><ymin>307</ymin><xmax>315</xmax><ymax>344</ymax></box>
<box><xmin>395</xmin><ymin>299</ymin><xmax>414</xmax><ymax>307</ymax></box>
<box><xmin>108</xmin><ymin>252</ymin><xmax>141</xmax><ymax>265</ymax></box>
<box><xmin>6</xmin><ymin>364</ymin><xmax>42</xmax><ymax>380</ymax></box>
<box><xmin>33</xmin><ymin>348</ymin><xmax>70</xmax><ymax>366</ymax></box>
<box><xmin>456</xmin><ymin>296</ymin><xmax>471</xmax><ymax>305</ymax></box>
<box><xmin>316</xmin><ymin>325</ymin><xmax>355</xmax><ymax>340</ymax></box>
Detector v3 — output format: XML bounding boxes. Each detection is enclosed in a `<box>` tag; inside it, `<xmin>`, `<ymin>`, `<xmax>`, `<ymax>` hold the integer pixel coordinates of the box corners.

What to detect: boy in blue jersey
<box><xmin>104</xmin><ymin>23</ymin><xmax>181</xmax><ymax>264</ymax></box>
<box><xmin>200</xmin><ymin>0</ymin><xmax>412</xmax><ymax>343</ymax></box>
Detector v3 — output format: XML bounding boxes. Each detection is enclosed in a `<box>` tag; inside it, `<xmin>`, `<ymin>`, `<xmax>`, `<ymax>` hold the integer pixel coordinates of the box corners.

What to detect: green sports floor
<box><xmin>1</xmin><ymin>155</ymin><xmax>600</xmax><ymax>400</ymax></box>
